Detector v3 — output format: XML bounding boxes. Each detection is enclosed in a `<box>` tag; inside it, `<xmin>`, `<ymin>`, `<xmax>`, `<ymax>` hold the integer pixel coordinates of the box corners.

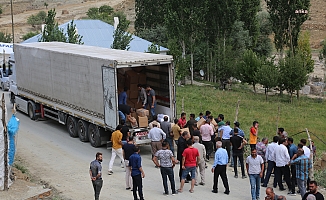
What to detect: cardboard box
<box><xmin>138</xmin><ymin>116</ymin><xmax>148</xmax><ymax>128</ymax></box>
<box><xmin>128</xmin><ymin>90</ymin><xmax>138</xmax><ymax>99</ymax></box>
<box><xmin>180</xmin><ymin>128</ymin><xmax>189</xmax><ymax>134</ymax></box>
<box><xmin>125</xmin><ymin>70</ymin><xmax>139</xmax><ymax>84</ymax></box>
<box><xmin>197</xmin><ymin>117</ymin><xmax>206</xmax><ymax>128</ymax></box>
<box><xmin>136</xmin><ymin>108</ymin><xmax>149</xmax><ymax>117</ymax></box>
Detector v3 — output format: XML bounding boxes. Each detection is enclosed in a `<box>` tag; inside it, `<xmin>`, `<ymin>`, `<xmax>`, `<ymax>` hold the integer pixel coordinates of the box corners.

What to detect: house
<box><xmin>23</xmin><ymin>19</ymin><xmax>168</xmax><ymax>54</ymax></box>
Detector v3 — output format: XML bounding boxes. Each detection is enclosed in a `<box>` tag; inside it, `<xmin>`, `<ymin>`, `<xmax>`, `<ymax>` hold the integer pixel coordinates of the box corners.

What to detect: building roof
<box><xmin>22</xmin><ymin>19</ymin><xmax>168</xmax><ymax>53</ymax></box>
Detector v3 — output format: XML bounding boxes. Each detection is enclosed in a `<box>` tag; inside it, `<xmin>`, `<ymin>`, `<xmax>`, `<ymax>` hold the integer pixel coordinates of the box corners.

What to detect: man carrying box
<box><xmin>118</xmin><ymin>104</ymin><xmax>136</xmax><ymax>126</ymax></box>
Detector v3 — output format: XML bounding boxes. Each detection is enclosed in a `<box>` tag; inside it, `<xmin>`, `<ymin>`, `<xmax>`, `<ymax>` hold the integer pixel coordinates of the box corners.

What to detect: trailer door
<box><xmin>102</xmin><ymin>66</ymin><xmax>117</xmax><ymax>129</ymax></box>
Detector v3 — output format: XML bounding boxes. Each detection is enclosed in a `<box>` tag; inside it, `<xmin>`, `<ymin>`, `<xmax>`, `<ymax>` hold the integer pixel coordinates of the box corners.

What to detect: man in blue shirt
<box><xmin>211</xmin><ymin>141</ymin><xmax>230</xmax><ymax>195</ymax></box>
<box><xmin>118</xmin><ymin>87</ymin><xmax>128</xmax><ymax>105</ymax></box>
<box><xmin>129</xmin><ymin>146</ymin><xmax>145</xmax><ymax>200</ymax></box>
<box><xmin>288</xmin><ymin>137</ymin><xmax>298</xmax><ymax>196</ymax></box>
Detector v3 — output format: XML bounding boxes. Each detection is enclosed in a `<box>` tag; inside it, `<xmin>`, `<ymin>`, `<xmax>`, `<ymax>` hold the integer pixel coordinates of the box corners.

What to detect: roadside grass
<box><xmin>176</xmin><ymin>84</ymin><xmax>326</xmax><ymax>151</ymax></box>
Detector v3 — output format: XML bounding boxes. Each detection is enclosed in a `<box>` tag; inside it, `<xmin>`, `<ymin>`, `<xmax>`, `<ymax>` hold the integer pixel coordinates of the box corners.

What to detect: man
<box><xmin>274</xmin><ymin>138</ymin><xmax>293</xmax><ymax>195</ymax></box>
<box><xmin>178</xmin><ymin>112</ymin><xmax>187</xmax><ymax>129</ymax></box>
<box><xmin>108</xmin><ymin>125</ymin><xmax>125</xmax><ymax>175</ymax></box>
<box><xmin>265</xmin><ymin>187</ymin><xmax>287</xmax><ymax>200</ymax></box>
<box><xmin>288</xmin><ymin>137</ymin><xmax>298</xmax><ymax>195</ymax></box>
<box><xmin>195</xmin><ymin>112</ymin><xmax>203</xmax><ymax>121</ymax></box>
<box><xmin>90</xmin><ymin>152</ymin><xmax>103</xmax><ymax>200</ymax></box>
<box><xmin>148</xmin><ymin>124</ymin><xmax>166</xmax><ymax>159</ymax></box>
<box><xmin>129</xmin><ymin>146</ymin><xmax>145</xmax><ymax>200</ymax></box>
<box><xmin>118</xmin><ymin>104</ymin><xmax>136</xmax><ymax>125</ymax></box>
<box><xmin>219</xmin><ymin>121</ymin><xmax>232</xmax><ymax>162</ymax></box>
<box><xmin>300</xmin><ymin>139</ymin><xmax>311</xmax><ymax>158</ymax></box>
<box><xmin>302</xmin><ymin>181</ymin><xmax>324</xmax><ymax>200</ymax></box>
<box><xmin>192</xmin><ymin>124</ymin><xmax>201</xmax><ymax>142</ymax></box>
<box><xmin>145</xmin><ymin>85</ymin><xmax>156</xmax><ymax>117</ymax></box>
<box><xmin>153</xmin><ymin>141</ymin><xmax>177</xmax><ymax>196</ymax></box>
<box><xmin>120</xmin><ymin>120</ymin><xmax>130</xmax><ymax>145</ymax></box>
<box><xmin>230</xmin><ymin>128</ymin><xmax>247</xmax><ymax>179</ymax></box>
<box><xmin>277</xmin><ymin>128</ymin><xmax>286</xmax><ymax>138</ymax></box>
<box><xmin>178</xmin><ymin>139</ymin><xmax>199</xmax><ymax>193</ymax></box>
<box><xmin>203</xmin><ymin>110</ymin><xmax>211</xmax><ymax>120</ymax></box>
<box><xmin>172</xmin><ymin>118</ymin><xmax>181</xmax><ymax>146</ymax></box>
<box><xmin>262</xmin><ymin>136</ymin><xmax>279</xmax><ymax>187</ymax></box>
<box><xmin>256</xmin><ymin>137</ymin><xmax>268</xmax><ymax>183</ymax></box>
<box><xmin>161</xmin><ymin>116</ymin><xmax>173</xmax><ymax>155</ymax></box>
<box><xmin>137</xmin><ymin>84</ymin><xmax>147</xmax><ymax>108</ymax></box>
<box><xmin>148</xmin><ymin>115</ymin><xmax>161</xmax><ymax>129</ymax></box>
<box><xmin>177</xmin><ymin>131</ymin><xmax>191</xmax><ymax>181</ymax></box>
<box><xmin>230</xmin><ymin>121</ymin><xmax>245</xmax><ymax>137</ymax></box>
<box><xmin>118</xmin><ymin>87</ymin><xmax>128</xmax><ymax>105</ymax></box>
<box><xmin>290</xmin><ymin>149</ymin><xmax>311</xmax><ymax>198</ymax></box>
<box><xmin>211</xmin><ymin>141</ymin><xmax>230</xmax><ymax>195</ymax></box>
<box><xmin>249</xmin><ymin>121</ymin><xmax>259</xmax><ymax>150</ymax></box>
<box><xmin>184</xmin><ymin>113</ymin><xmax>197</xmax><ymax>136</ymax></box>
<box><xmin>200</xmin><ymin>119</ymin><xmax>214</xmax><ymax>161</ymax></box>
<box><xmin>246</xmin><ymin>148</ymin><xmax>264</xmax><ymax>200</ymax></box>
<box><xmin>122</xmin><ymin>136</ymin><xmax>135</xmax><ymax>190</ymax></box>
<box><xmin>193</xmin><ymin>136</ymin><xmax>206</xmax><ymax>186</ymax></box>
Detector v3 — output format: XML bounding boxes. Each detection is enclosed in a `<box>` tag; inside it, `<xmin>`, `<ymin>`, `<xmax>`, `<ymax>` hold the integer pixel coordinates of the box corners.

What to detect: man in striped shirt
<box><xmin>290</xmin><ymin>148</ymin><xmax>311</xmax><ymax>198</ymax></box>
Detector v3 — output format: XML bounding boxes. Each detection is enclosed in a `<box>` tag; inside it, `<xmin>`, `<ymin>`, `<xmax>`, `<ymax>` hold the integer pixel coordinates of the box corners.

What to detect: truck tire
<box><xmin>28</xmin><ymin>102</ymin><xmax>36</xmax><ymax>120</ymax></box>
<box><xmin>66</xmin><ymin>116</ymin><xmax>78</xmax><ymax>138</ymax></box>
<box><xmin>77</xmin><ymin>120</ymin><xmax>89</xmax><ymax>142</ymax></box>
<box><xmin>88</xmin><ymin>124</ymin><xmax>101</xmax><ymax>147</ymax></box>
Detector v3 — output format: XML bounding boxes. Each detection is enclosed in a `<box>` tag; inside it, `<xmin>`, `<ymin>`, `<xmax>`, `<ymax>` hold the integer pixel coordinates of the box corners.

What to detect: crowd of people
<box><xmin>89</xmin><ymin>111</ymin><xmax>324</xmax><ymax>200</ymax></box>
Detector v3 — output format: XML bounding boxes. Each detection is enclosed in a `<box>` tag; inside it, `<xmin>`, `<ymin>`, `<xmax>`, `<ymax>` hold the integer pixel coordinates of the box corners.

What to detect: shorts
<box><xmin>182</xmin><ymin>166</ymin><xmax>196</xmax><ymax>180</ymax></box>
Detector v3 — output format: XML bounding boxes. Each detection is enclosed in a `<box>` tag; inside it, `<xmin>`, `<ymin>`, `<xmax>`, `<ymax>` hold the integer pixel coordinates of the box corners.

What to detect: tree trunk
<box><xmin>253</xmin><ymin>84</ymin><xmax>256</xmax><ymax>94</ymax></box>
<box><xmin>296</xmin><ymin>90</ymin><xmax>299</xmax><ymax>100</ymax></box>
<box><xmin>265</xmin><ymin>88</ymin><xmax>268</xmax><ymax>101</ymax></box>
<box><xmin>190</xmin><ymin>53</ymin><xmax>193</xmax><ymax>85</ymax></box>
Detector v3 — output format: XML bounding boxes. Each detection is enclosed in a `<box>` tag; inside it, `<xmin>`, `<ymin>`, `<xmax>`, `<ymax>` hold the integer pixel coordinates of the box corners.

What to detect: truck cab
<box><xmin>0</xmin><ymin>61</ymin><xmax>12</xmax><ymax>91</ymax></box>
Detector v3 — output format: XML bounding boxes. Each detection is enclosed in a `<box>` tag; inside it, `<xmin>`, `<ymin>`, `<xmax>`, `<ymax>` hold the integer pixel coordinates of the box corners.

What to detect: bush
<box><xmin>0</xmin><ymin>32</ymin><xmax>12</xmax><ymax>43</ymax></box>
<box><xmin>22</xmin><ymin>31</ymin><xmax>38</xmax><ymax>40</ymax></box>
<box><xmin>27</xmin><ymin>11</ymin><xmax>47</xmax><ymax>27</ymax></box>
<box><xmin>314</xmin><ymin>169</ymin><xmax>326</xmax><ymax>188</ymax></box>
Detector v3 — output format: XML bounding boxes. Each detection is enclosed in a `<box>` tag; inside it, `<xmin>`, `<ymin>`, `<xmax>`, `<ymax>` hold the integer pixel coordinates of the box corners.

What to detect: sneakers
<box><xmin>242</xmin><ymin>175</ymin><xmax>247</xmax><ymax>179</ymax></box>
<box><xmin>234</xmin><ymin>175</ymin><xmax>238</xmax><ymax>178</ymax></box>
<box><xmin>163</xmin><ymin>192</ymin><xmax>168</xmax><ymax>196</ymax></box>
<box><xmin>199</xmin><ymin>182</ymin><xmax>205</xmax><ymax>186</ymax></box>
<box><xmin>288</xmin><ymin>192</ymin><xmax>296</xmax><ymax>196</ymax></box>
<box><xmin>108</xmin><ymin>170</ymin><xmax>113</xmax><ymax>175</ymax></box>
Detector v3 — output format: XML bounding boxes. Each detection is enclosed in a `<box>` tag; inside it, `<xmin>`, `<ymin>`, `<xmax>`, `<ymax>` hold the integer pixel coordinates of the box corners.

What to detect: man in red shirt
<box><xmin>178</xmin><ymin>112</ymin><xmax>187</xmax><ymax>129</ymax></box>
<box><xmin>178</xmin><ymin>139</ymin><xmax>199</xmax><ymax>193</ymax></box>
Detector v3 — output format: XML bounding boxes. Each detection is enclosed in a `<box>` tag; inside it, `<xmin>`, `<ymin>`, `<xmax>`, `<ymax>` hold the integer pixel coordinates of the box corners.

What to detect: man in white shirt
<box><xmin>274</xmin><ymin>138</ymin><xmax>294</xmax><ymax>195</ymax></box>
<box><xmin>193</xmin><ymin>136</ymin><xmax>206</xmax><ymax>186</ymax></box>
<box><xmin>219</xmin><ymin>121</ymin><xmax>232</xmax><ymax>162</ymax></box>
<box><xmin>246</xmin><ymin>149</ymin><xmax>264</xmax><ymax>200</ymax></box>
<box><xmin>300</xmin><ymin>139</ymin><xmax>311</xmax><ymax>158</ymax></box>
<box><xmin>262</xmin><ymin>136</ymin><xmax>279</xmax><ymax>187</ymax></box>
<box><xmin>148</xmin><ymin>124</ymin><xmax>166</xmax><ymax>159</ymax></box>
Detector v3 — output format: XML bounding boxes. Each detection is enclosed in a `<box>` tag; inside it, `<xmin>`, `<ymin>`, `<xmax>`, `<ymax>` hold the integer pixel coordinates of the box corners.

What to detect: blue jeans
<box><xmin>146</xmin><ymin>102</ymin><xmax>156</xmax><ymax>117</ymax></box>
<box><xmin>249</xmin><ymin>174</ymin><xmax>261</xmax><ymax>200</ymax></box>
<box><xmin>118</xmin><ymin>111</ymin><xmax>126</xmax><ymax>123</ymax></box>
<box><xmin>182</xmin><ymin>166</ymin><xmax>196</xmax><ymax>180</ymax></box>
<box><xmin>165</xmin><ymin>138</ymin><xmax>174</xmax><ymax>155</ymax></box>
<box><xmin>297</xmin><ymin>178</ymin><xmax>307</xmax><ymax>198</ymax></box>
<box><xmin>263</xmin><ymin>160</ymin><xmax>276</xmax><ymax>187</ymax></box>
<box><xmin>160</xmin><ymin>167</ymin><xmax>176</xmax><ymax>194</ymax></box>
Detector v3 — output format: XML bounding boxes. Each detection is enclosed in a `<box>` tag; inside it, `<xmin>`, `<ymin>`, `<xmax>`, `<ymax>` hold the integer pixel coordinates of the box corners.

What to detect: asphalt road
<box><xmin>1</xmin><ymin>91</ymin><xmax>302</xmax><ymax>200</ymax></box>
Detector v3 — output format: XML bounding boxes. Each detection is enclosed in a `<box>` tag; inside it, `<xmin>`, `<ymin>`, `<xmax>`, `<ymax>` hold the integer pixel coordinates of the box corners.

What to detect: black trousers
<box><xmin>213</xmin><ymin>165</ymin><xmax>229</xmax><ymax>192</ymax></box>
<box><xmin>233</xmin><ymin>153</ymin><xmax>245</xmax><ymax>176</ymax></box>
<box><xmin>132</xmin><ymin>174</ymin><xmax>144</xmax><ymax>200</ymax></box>
<box><xmin>222</xmin><ymin>139</ymin><xmax>231</xmax><ymax>162</ymax></box>
<box><xmin>92</xmin><ymin>179</ymin><xmax>103</xmax><ymax>200</ymax></box>
<box><xmin>202</xmin><ymin>141</ymin><xmax>212</xmax><ymax>160</ymax></box>
<box><xmin>290</xmin><ymin>165</ymin><xmax>296</xmax><ymax>190</ymax></box>
<box><xmin>275</xmin><ymin>165</ymin><xmax>293</xmax><ymax>193</ymax></box>
<box><xmin>263</xmin><ymin>160</ymin><xmax>277</xmax><ymax>187</ymax></box>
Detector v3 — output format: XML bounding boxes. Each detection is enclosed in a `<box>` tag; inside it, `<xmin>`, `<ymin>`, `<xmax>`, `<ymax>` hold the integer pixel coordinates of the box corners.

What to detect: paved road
<box><xmin>1</xmin><ymin>91</ymin><xmax>302</xmax><ymax>200</ymax></box>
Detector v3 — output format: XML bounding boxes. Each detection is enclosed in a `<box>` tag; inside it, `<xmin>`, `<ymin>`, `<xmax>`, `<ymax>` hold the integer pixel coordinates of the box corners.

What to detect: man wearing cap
<box><xmin>193</xmin><ymin>136</ymin><xmax>206</xmax><ymax>186</ymax></box>
<box><xmin>200</xmin><ymin>119</ymin><xmax>214</xmax><ymax>161</ymax></box>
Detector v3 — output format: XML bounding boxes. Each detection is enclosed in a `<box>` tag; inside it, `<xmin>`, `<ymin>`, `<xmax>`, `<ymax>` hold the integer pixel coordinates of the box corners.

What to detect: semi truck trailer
<box><xmin>10</xmin><ymin>42</ymin><xmax>176</xmax><ymax>147</ymax></box>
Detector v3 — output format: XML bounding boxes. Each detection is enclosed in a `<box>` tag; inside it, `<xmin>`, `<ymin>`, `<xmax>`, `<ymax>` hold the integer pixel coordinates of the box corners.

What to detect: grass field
<box><xmin>176</xmin><ymin>84</ymin><xmax>326</xmax><ymax>152</ymax></box>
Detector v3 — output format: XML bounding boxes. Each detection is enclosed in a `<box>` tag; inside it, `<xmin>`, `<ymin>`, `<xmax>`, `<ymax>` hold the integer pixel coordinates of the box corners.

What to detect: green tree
<box><xmin>320</xmin><ymin>39</ymin><xmax>326</xmax><ymax>65</ymax></box>
<box><xmin>297</xmin><ymin>31</ymin><xmax>314</xmax><ymax>73</ymax></box>
<box><xmin>39</xmin><ymin>9</ymin><xmax>66</xmax><ymax>42</ymax></box>
<box><xmin>37</xmin><ymin>11</ymin><xmax>47</xmax><ymax>22</ymax></box>
<box><xmin>256</xmin><ymin>59</ymin><xmax>279</xmax><ymax>100</ymax></box>
<box><xmin>44</xmin><ymin>2</ymin><xmax>48</xmax><ymax>9</ymax></box>
<box><xmin>27</xmin><ymin>11</ymin><xmax>47</xmax><ymax>28</ymax></box>
<box><xmin>237</xmin><ymin>49</ymin><xmax>261</xmax><ymax>93</ymax></box>
<box><xmin>0</xmin><ymin>32</ymin><xmax>12</xmax><ymax>43</ymax></box>
<box><xmin>254</xmin><ymin>11</ymin><xmax>273</xmax><ymax>57</ymax></box>
<box><xmin>66</xmin><ymin>20</ymin><xmax>83</xmax><ymax>44</ymax></box>
<box><xmin>22</xmin><ymin>31</ymin><xmax>38</xmax><ymax>40</ymax></box>
<box><xmin>111</xmin><ymin>22</ymin><xmax>133</xmax><ymax>50</ymax></box>
<box><xmin>0</xmin><ymin>6</ymin><xmax>2</xmax><ymax>15</ymax></box>
<box><xmin>146</xmin><ymin>44</ymin><xmax>159</xmax><ymax>54</ymax></box>
<box><xmin>99</xmin><ymin>5</ymin><xmax>114</xmax><ymax>15</ymax></box>
<box><xmin>135</xmin><ymin>0</ymin><xmax>166</xmax><ymax>31</ymax></box>
<box><xmin>86</xmin><ymin>7</ymin><xmax>99</xmax><ymax>19</ymax></box>
<box><xmin>266</xmin><ymin>0</ymin><xmax>311</xmax><ymax>55</ymax></box>
<box><xmin>136</xmin><ymin>25</ymin><xmax>168</xmax><ymax>47</ymax></box>
<box><xmin>279</xmin><ymin>54</ymin><xmax>308</xmax><ymax>102</ymax></box>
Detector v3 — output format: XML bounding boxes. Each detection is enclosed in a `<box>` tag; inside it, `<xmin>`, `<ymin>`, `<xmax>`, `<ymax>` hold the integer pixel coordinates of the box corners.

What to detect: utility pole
<box><xmin>10</xmin><ymin>0</ymin><xmax>14</xmax><ymax>43</ymax></box>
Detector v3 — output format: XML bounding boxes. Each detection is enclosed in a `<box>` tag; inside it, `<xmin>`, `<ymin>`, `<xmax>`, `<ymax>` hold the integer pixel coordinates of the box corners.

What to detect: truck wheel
<box><xmin>77</xmin><ymin>120</ymin><xmax>89</xmax><ymax>142</ymax></box>
<box><xmin>66</xmin><ymin>116</ymin><xmax>78</xmax><ymax>138</ymax></box>
<box><xmin>28</xmin><ymin>102</ymin><xmax>36</xmax><ymax>120</ymax></box>
<box><xmin>88</xmin><ymin>124</ymin><xmax>101</xmax><ymax>147</ymax></box>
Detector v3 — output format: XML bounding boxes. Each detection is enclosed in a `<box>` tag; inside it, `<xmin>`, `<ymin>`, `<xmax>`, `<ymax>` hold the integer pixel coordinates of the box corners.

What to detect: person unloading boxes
<box><xmin>118</xmin><ymin>104</ymin><xmax>136</xmax><ymax>126</ymax></box>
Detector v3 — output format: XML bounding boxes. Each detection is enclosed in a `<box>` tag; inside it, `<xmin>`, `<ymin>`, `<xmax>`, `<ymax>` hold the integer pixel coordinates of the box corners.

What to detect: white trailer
<box><xmin>12</xmin><ymin>42</ymin><xmax>176</xmax><ymax>147</ymax></box>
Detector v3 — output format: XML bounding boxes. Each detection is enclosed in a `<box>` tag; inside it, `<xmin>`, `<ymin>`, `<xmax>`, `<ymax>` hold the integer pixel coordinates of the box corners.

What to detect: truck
<box><xmin>11</xmin><ymin>42</ymin><xmax>176</xmax><ymax>147</ymax></box>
